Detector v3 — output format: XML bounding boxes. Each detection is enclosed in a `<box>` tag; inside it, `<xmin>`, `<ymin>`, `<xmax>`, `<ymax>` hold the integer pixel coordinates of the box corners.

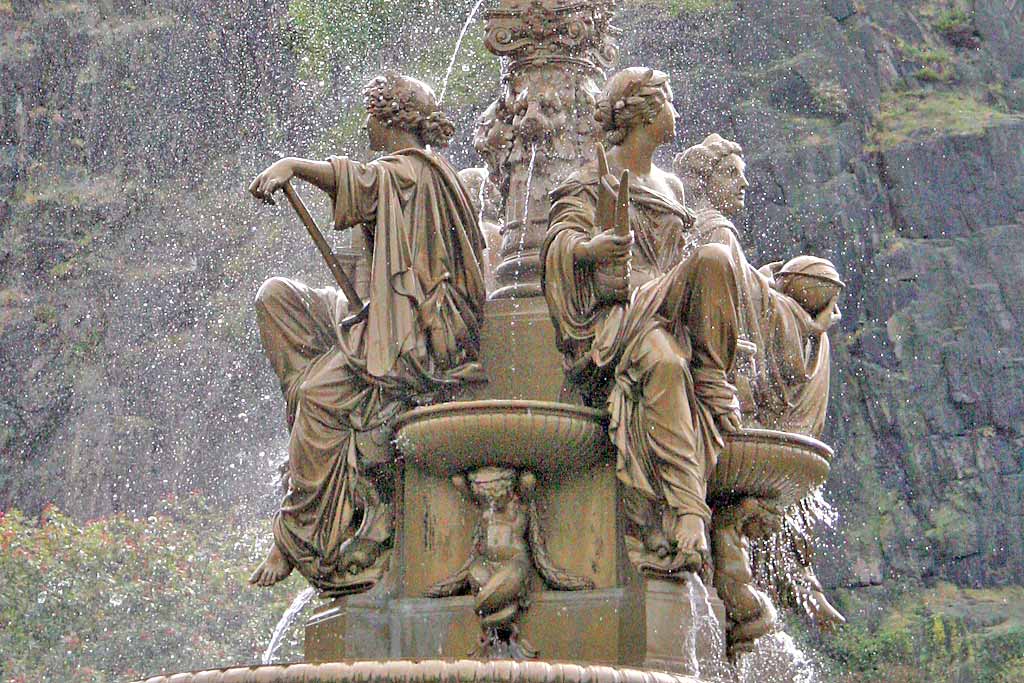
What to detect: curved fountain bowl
<box><xmin>394</xmin><ymin>401</ymin><xmax>831</xmax><ymax>506</ymax></box>
<box><xmin>393</xmin><ymin>399</ymin><xmax>611</xmax><ymax>477</ymax></box>
<box><xmin>710</xmin><ymin>428</ymin><xmax>833</xmax><ymax>507</ymax></box>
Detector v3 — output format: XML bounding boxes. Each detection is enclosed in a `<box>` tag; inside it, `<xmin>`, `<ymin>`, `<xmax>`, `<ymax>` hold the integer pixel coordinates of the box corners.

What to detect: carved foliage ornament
<box><xmin>484</xmin><ymin>0</ymin><xmax>619</xmax><ymax>69</ymax></box>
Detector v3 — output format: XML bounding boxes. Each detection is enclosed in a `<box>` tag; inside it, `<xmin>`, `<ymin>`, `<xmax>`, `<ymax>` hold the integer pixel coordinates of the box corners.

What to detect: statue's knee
<box><xmin>255</xmin><ymin>276</ymin><xmax>292</xmax><ymax>309</ymax></box>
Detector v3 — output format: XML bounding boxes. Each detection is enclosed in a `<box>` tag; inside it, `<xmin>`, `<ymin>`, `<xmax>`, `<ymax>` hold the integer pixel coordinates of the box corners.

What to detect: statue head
<box><xmin>594</xmin><ymin>67</ymin><xmax>675</xmax><ymax>147</ymax></box>
<box><xmin>363</xmin><ymin>72</ymin><xmax>455</xmax><ymax>149</ymax></box>
<box><xmin>466</xmin><ymin>467</ymin><xmax>518</xmax><ymax>507</ymax></box>
<box><xmin>674</xmin><ymin>133</ymin><xmax>749</xmax><ymax>216</ymax></box>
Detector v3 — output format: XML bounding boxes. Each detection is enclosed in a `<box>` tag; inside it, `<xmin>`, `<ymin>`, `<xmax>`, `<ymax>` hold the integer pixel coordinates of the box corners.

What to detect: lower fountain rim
<box><xmin>132</xmin><ymin>658</ymin><xmax>705</xmax><ymax>683</ymax></box>
<box><xmin>394</xmin><ymin>399</ymin><xmax>607</xmax><ymax>429</ymax></box>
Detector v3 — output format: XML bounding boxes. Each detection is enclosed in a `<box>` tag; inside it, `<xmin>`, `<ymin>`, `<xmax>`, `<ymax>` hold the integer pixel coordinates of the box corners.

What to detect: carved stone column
<box><xmin>482</xmin><ymin>0</ymin><xmax>619</xmax><ymax>299</ymax></box>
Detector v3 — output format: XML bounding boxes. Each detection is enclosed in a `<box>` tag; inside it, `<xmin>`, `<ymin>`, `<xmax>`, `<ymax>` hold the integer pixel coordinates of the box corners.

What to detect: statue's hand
<box><xmin>579</xmin><ymin>229</ymin><xmax>632</xmax><ymax>302</ymax></box>
<box><xmin>716</xmin><ymin>409</ymin><xmax>743</xmax><ymax>434</ymax></box>
<box><xmin>248</xmin><ymin>159</ymin><xmax>294</xmax><ymax>204</ymax></box>
<box><xmin>577</xmin><ymin>228</ymin><xmax>632</xmax><ymax>265</ymax></box>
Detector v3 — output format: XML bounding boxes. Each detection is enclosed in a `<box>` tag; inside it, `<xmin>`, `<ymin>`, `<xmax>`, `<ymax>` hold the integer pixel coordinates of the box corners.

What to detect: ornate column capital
<box><xmin>484</xmin><ymin>0</ymin><xmax>619</xmax><ymax>72</ymax></box>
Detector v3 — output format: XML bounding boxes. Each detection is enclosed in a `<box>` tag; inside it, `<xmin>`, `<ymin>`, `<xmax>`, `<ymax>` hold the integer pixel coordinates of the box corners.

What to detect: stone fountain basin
<box><xmin>393</xmin><ymin>401</ymin><xmax>831</xmax><ymax>505</ymax></box>
<box><xmin>709</xmin><ymin>428</ymin><xmax>832</xmax><ymax>507</ymax></box>
<box><xmin>393</xmin><ymin>399</ymin><xmax>610</xmax><ymax>477</ymax></box>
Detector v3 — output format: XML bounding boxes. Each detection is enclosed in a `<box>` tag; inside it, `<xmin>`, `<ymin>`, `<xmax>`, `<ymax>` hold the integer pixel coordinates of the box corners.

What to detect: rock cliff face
<box><xmin>0</xmin><ymin>0</ymin><xmax>308</xmax><ymax>517</ymax></box>
<box><xmin>1</xmin><ymin>0</ymin><xmax>1022</xmax><ymax>662</ymax></box>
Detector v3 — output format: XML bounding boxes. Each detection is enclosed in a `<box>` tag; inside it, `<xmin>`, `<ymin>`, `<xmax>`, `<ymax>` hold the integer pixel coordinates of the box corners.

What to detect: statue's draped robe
<box><xmin>540</xmin><ymin>166</ymin><xmax>741</xmax><ymax>532</ymax></box>
<box><xmin>691</xmin><ymin>208</ymin><xmax>830</xmax><ymax>437</ymax></box>
<box><xmin>691</xmin><ymin>208</ymin><xmax>835</xmax><ymax>617</ymax></box>
<box><xmin>256</xmin><ymin>149</ymin><xmax>485</xmax><ymax>593</ymax></box>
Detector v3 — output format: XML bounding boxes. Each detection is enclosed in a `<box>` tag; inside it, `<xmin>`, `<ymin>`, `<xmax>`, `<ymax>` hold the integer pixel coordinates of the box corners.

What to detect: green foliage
<box><xmin>934</xmin><ymin>9</ymin><xmax>971</xmax><ymax>35</ymax></box>
<box><xmin>0</xmin><ymin>496</ymin><xmax>306</xmax><ymax>683</ymax></box>
<box><xmin>870</xmin><ymin>90</ymin><xmax>1023</xmax><ymax>149</ymax></box>
<box><xmin>287</xmin><ymin>0</ymin><xmax>499</xmax><ymax>150</ymax></box>
<box><xmin>652</xmin><ymin>0</ymin><xmax>733</xmax><ymax>15</ymax></box>
<box><xmin>915</xmin><ymin>66</ymin><xmax>952</xmax><ymax>83</ymax></box>
<box><xmin>813</xmin><ymin>585</ymin><xmax>1024</xmax><ymax>683</ymax></box>
<box><xmin>811</xmin><ymin>80</ymin><xmax>850</xmax><ymax>119</ymax></box>
<box><xmin>288</xmin><ymin>0</ymin><xmax>408</xmax><ymax>82</ymax></box>
<box><xmin>32</xmin><ymin>304</ymin><xmax>58</xmax><ymax>331</ymax></box>
<box><xmin>895</xmin><ymin>39</ymin><xmax>956</xmax><ymax>82</ymax></box>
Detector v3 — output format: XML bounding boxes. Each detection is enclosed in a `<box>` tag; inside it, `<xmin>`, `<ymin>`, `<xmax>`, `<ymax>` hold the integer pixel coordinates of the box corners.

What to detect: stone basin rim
<box><xmin>393</xmin><ymin>399</ymin><xmax>608</xmax><ymax>426</ymax></box>
<box><xmin>394</xmin><ymin>400</ymin><xmax>833</xmax><ymax>461</ymax></box>
<box><xmin>392</xmin><ymin>400</ymin><xmax>610</xmax><ymax>477</ymax></box>
<box><xmin>131</xmin><ymin>658</ymin><xmax>705</xmax><ymax>683</ymax></box>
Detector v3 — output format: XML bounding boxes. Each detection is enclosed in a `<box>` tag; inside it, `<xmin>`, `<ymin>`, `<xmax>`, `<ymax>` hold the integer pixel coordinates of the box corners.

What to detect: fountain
<box><xmin>130</xmin><ymin>1</ymin><xmax>844</xmax><ymax>682</ymax></box>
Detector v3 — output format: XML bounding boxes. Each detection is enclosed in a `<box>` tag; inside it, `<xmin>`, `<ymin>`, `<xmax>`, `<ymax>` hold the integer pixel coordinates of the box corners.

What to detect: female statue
<box><xmin>540</xmin><ymin>68</ymin><xmax>746</xmax><ymax>575</ymax></box>
<box><xmin>675</xmin><ymin>134</ymin><xmax>846</xmax><ymax>635</ymax></box>
<box><xmin>675</xmin><ymin>134</ymin><xmax>839</xmax><ymax>435</ymax></box>
<box><xmin>246</xmin><ymin>73</ymin><xmax>487</xmax><ymax>593</ymax></box>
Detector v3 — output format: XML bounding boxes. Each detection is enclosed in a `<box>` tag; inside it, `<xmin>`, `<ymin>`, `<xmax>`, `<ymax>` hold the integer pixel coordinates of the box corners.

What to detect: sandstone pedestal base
<box><xmin>307</xmin><ymin>580</ymin><xmax>725</xmax><ymax>677</ymax></box>
<box><xmin>306</xmin><ymin>299</ymin><xmax>728</xmax><ymax>676</ymax></box>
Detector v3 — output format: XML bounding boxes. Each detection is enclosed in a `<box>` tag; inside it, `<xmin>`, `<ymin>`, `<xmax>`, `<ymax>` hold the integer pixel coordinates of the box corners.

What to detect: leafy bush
<box><xmin>0</xmin><ymin>495</ymin><xmax>307</xmax><ymax>683</ymax></box>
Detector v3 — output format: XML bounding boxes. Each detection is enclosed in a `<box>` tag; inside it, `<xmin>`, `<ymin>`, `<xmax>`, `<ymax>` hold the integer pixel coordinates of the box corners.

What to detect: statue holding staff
<box><xmin>246</xmin><ymin>72</ymin><xmax>487</xmax><ymax>593</ymax></box>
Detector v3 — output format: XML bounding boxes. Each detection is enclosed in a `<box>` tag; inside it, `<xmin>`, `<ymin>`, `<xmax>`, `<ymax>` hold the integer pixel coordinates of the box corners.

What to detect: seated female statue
<box><xmin>676</xmin><ymin>134</ymin><xmax>846</xmax><ymax>633</ymax></box>
<box><xmin>246</xmin><ymin>72</ymin><xmax>486</xmax><ymax>593</ymax></box>
<box><xmin>541</xmin><ymin>67</ymin><xmax>746</xmax><ymax>575</ymax></box>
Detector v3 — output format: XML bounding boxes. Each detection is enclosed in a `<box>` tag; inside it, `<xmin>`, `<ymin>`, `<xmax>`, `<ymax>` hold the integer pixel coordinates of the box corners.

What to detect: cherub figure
<box><xmin>426</xmin><ymin>468</ymin><xmax>593</xmax><ymax>659</ymax></box>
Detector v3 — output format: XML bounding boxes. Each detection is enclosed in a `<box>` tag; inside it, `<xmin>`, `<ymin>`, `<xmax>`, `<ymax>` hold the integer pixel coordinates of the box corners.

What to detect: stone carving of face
<box><xmin>706</xmin><ymin>153</ymin><xmax>749</xmax><ymax>216</ymax></box>
<box><xmin>365</xmin><ymin>113</ymin><xmax>388</xmax><ymax>151</ymax></box>
<box><xmin>649</xmin><ymin>94</ymin><xmax>678</xmax><ymax>145</ymax></box>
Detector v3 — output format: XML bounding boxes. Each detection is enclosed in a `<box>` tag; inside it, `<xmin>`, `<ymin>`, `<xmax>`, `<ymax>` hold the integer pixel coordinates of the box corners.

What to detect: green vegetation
<box><xmin>287</xmin><ymin>0</ymin><xmax>408</xmax><ymax>82</ymax></box>
<box><xmin>870</xmin><ymin>90</ymin><xmax>1023</xmax><ymax>149</ymax></box>
<box><xmin>934</xmin><ymin>9</ymin><xmax>978</xmax><ymax>47</ymax></box>
<box><xmin>812</xmin><ymin>584</ymin><xmax>1024</xmax><ymax>682</ymax></box>
<box><xmin>895</xmin><ymin>40</ymin><xmax>956</xmax><ymax>82</ymax></box>
<box><xmin>811</xmin><ymin>79</ymin><xmax>850</xmax><ymax>119</ymax></box>
<box><xmin>0</xmin><ymin>495</ymin><xmax>305</xmax><ymax>683</ymax></box>
<box><xmin>287</xmin><ymin>0</ymin><xmax>499</xmax><ymax>150</ymax></box>
<box><xmin>934</xmin><ymin>9</ymin><xmax>971</xmax><ymax>35</ymax></box>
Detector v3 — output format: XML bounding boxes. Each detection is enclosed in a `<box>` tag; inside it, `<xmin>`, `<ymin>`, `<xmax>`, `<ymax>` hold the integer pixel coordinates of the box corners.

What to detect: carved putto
<box><xmin>425</xmin><ymin>468</ymin><xmax>593</xmax><ymax>659</ymax></box>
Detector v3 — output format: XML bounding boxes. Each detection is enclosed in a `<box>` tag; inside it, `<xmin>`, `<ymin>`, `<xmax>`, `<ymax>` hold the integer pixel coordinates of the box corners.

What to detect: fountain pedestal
<box><xmin>303</xmin><ymin>300</ymin><xmax>727</xmax><ymax>675</ymax></box>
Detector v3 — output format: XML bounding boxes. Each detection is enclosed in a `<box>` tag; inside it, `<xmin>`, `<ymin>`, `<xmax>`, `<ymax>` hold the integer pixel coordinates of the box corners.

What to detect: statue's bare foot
<box><xmin>249</xmin><ymin>544</ymin><xmax>294</xmax><ymax>587</ymax></box>
<box><xmin>806</xmin><ymin>589</ymin><xmax>846</xmax><ymax>631</ymax></box>
<box><xmin>671</xmin><ymin>514</ymin><xmax>708</xmax><ymax>571</ymax></box>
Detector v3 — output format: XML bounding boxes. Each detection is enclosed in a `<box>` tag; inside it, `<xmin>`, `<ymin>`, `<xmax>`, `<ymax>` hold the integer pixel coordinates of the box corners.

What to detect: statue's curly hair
<box><xmin>363</xmin><ymin>72</ymin><xmax>455</xmax><ymax>148</ymax></box>
<box><xmin>674</xmin><ymin>133</ymin><xmax>743</xmax><ymax>190</ymax></box>
<box><xmin>594</xmin><ymin>67</ymin><xmax>671</xmax><ymax>147</ymax></box>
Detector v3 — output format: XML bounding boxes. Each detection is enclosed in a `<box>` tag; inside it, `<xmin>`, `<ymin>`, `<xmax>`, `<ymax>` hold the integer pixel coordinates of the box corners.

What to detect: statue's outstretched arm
<box><xmin>248</xmin><ymin>157</ymin><xmax>336</xmax><ymax>203</ymax></box>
